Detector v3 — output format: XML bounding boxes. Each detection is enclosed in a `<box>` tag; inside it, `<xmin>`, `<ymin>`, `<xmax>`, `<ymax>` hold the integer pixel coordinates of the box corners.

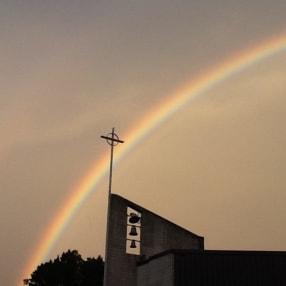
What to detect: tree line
<box><xmin>24</xmin><ymin>250</ymin><xmax>104</xmax><ymax>286</ymax></box>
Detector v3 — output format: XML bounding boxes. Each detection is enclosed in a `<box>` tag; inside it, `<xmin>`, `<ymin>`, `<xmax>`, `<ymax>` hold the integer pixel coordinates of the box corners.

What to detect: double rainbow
<box><xmin>19</xmin><ymin>34</ymin><xmax>286</xmax><ymax>286</ymax></box>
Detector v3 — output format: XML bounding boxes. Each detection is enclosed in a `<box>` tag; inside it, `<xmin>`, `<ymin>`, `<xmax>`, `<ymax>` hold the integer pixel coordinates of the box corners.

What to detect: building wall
<box><xmin>137</xmin><ymin>253</ymin><xmax>174</xmax><ymax>286</ymax></box>
<box><xmin>105</xmin><ymin>194</ymin><xmax>204</xmax><ymax>286</ymax></box>
<box><xmin>173</xmin><ymin>250</ymin><xmax>286</xmax><ymax>286</ymax></box>
<box><xmin>137</xmin><ymin>250</ymin><xmax>286</xmax><ymax>286</ymax></box>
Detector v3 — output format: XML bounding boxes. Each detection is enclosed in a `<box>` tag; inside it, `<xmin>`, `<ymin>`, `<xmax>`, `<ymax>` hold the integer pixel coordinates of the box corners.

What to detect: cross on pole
<box><xmin>101</xmin><ymin>128</ymin><xmax>124</xmax><ymax>286</ymax></box>
<box><xmin>101</xmin><ymin>128</ymin><xmax>124</xmax><ymax>197</ymax></box>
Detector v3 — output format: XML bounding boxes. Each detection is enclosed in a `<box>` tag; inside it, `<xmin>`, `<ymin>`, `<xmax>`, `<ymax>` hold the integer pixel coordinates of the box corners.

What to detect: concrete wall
<box><xmin>137</xmin><ymin>253</ymin><xmax>174</xmax><ymax>286</ymax></box>
<box><xmin>105</xmin><ymin>194</ymin><xmax>204</xmax><ymax>286</ymax></box>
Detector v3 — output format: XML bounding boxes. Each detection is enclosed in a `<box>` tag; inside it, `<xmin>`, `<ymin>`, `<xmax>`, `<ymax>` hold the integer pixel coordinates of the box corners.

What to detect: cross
<box><xmin>101</xmin><ymin>128</ymin><xmax>124</xmax><ymax>196</ymax></box>
<box><xmin>101</xmin><ymin>128</ymin><xmax>124</xmax><ymax>286</ymax></box>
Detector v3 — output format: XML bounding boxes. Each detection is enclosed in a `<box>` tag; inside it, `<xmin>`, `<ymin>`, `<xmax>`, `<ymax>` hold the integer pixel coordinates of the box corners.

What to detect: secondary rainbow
<box><xmin>19</xmin><ymin>34</ymin><xmax>286</xmax><ymax>286</ymax></box>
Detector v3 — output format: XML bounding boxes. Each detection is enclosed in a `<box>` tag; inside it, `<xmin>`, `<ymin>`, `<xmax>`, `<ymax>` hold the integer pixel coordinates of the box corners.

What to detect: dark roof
<box><xmin>139</xmin><ymin>249</ymin><xmax>286</xmax><ymax>264</ymax></box>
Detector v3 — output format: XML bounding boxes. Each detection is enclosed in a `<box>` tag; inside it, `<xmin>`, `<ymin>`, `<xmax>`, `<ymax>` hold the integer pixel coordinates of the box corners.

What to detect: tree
<box><xmin>24</xmin><ymin>250</ymin><xmax>104</xmax><ymax>286</ymax></box>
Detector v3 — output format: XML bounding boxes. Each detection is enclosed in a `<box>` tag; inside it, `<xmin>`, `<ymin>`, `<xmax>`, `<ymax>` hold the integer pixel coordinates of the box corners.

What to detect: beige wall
<box><xmin>137</xmin><ymin>253</ymin><xmax>174</xmax><ymax>286</ymax></box>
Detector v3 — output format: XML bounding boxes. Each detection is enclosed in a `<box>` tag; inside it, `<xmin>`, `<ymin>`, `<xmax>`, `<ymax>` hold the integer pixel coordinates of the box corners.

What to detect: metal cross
<box><xmin>101</xmin><ymin>128</ymin><xmax>124</xmax><ymax>286</ymax></box>
<box><xmin>101</xmin><ymin>128</ymin><xmax>124</xmax><ymax>196</ymax></box>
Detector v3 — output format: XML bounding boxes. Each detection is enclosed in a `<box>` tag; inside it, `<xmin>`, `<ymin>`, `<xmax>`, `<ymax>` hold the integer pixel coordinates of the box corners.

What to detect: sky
<box><xmin>1</xmin><ymin>1</ymin><xmax>286</xmax><ymax>285</ymax></box>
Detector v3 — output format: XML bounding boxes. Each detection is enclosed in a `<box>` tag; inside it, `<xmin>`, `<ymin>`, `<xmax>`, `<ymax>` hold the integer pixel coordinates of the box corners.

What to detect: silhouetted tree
<box><xmin>24</xmin><ymin>250</ymin><xmax>104</xmax><ymax>286</ymax></box>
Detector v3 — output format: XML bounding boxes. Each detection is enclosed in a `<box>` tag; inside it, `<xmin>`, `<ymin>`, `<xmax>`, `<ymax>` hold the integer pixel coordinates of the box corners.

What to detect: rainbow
<box><xmin>19</xmin><ymin>34</ymin><xmax>286</xmax><ymax>285</ymax></box>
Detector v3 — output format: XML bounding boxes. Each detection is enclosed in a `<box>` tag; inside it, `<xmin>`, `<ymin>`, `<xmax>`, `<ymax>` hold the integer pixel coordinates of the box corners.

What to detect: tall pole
<box><xmin>101</xmin><ymin>128</ymin><xmax>124</xmax><ymax>286</ymax></box>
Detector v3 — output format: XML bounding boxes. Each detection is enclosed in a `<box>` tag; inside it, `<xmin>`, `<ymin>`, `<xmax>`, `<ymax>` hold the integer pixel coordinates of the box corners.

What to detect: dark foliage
<box><xmin>24</xmin><ymin>250</ymin><xmax>104</xmax><ymax>286</ymax></box>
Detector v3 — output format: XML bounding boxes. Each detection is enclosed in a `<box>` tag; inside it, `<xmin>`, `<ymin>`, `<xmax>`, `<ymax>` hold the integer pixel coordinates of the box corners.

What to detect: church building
<box><xmin>105</xmin><ymin>194</ymin><xmax>286</xmax><ymax>286</ymax></box>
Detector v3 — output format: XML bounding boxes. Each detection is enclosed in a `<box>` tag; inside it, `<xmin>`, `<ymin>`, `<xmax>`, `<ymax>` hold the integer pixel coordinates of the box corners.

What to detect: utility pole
<box><xmin>101</xmin><ymin>128</ymin><xmax>124</xmax><ymax>286</ymax></box>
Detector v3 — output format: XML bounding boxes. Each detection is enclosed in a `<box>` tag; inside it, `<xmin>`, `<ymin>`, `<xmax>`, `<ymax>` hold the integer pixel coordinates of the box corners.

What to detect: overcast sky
<box><xmin>1</xmin><ymin>1</ymin><xmax>286</xmax><ymax>285</ymax></box>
